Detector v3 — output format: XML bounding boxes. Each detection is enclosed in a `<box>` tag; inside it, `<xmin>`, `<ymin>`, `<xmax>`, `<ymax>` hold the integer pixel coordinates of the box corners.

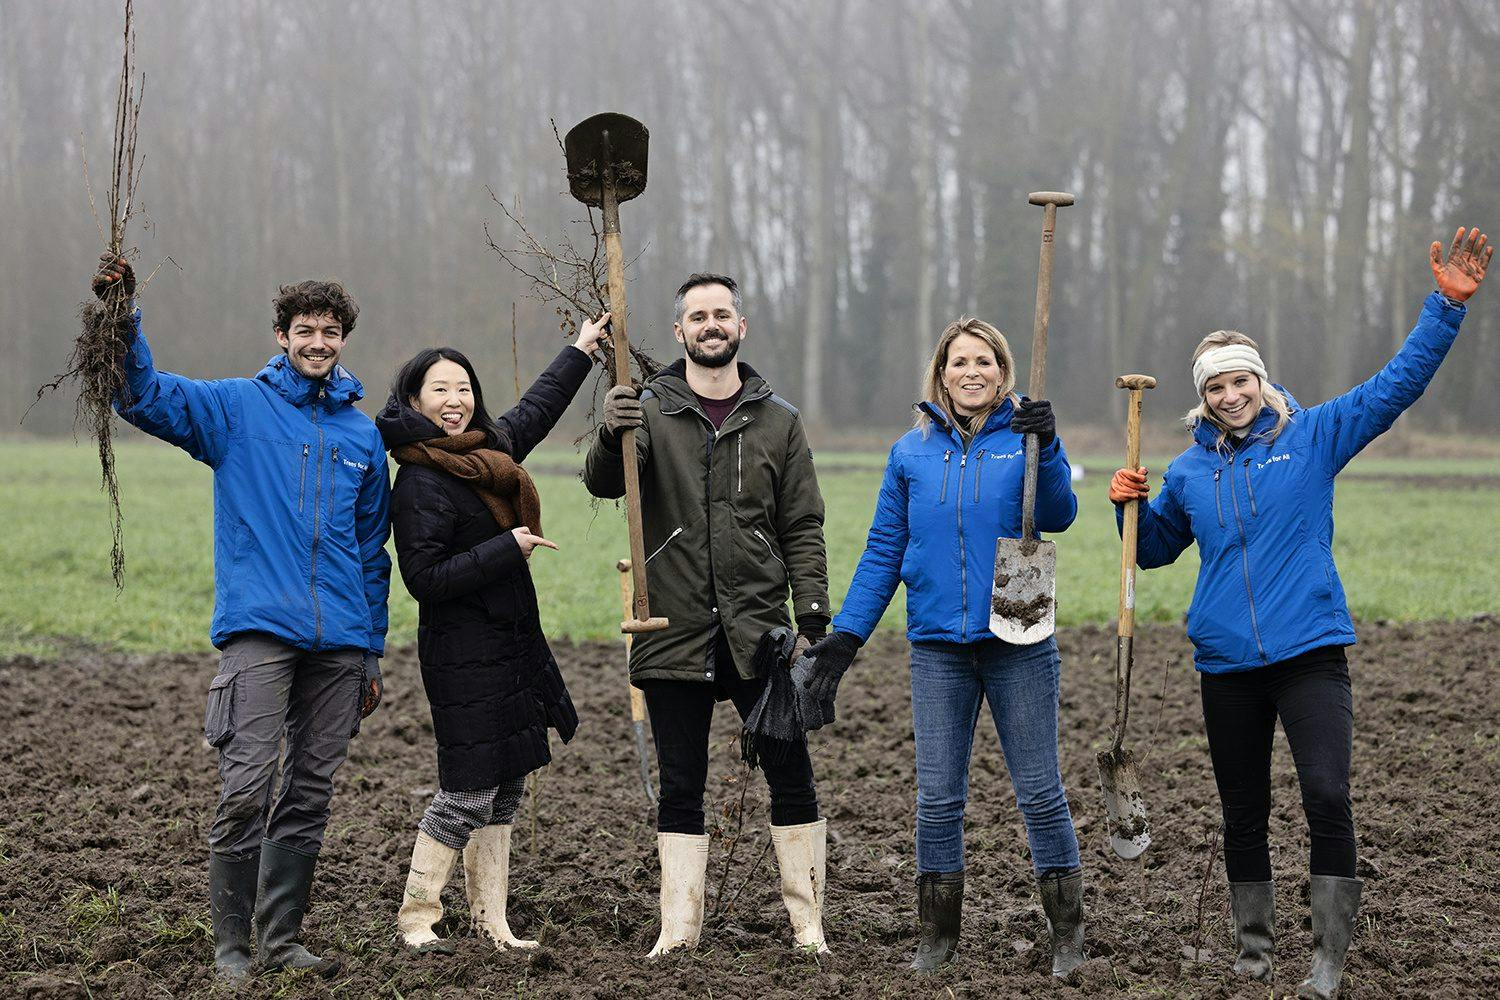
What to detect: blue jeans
<box><xmin>909</xmin><ymin>637</ymin><xmax>1079</xmax><ymax>875</ymax></box>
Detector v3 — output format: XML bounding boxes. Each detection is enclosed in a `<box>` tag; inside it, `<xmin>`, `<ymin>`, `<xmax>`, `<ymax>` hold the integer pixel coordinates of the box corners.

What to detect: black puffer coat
<box><xmin>377</xmin><ymin>346</ymin><xmax>591</xmax><ymax>790</ymax></box>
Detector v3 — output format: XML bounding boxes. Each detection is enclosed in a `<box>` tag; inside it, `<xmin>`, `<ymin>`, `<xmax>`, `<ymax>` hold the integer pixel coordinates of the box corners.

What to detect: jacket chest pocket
<box><xmin>1181</xmin><ymin>470</ymin><xmax>1228</xmax><ymax>535</ymax></box>
<box><xmin>905</xmin><ymin>450</ymin><xmax>956</xmax><ymax>508</ymax></box>
<box><xmin>724</xmin><ymin>432</ymin><xmax>776</xmax><ymax>497</ymax></box>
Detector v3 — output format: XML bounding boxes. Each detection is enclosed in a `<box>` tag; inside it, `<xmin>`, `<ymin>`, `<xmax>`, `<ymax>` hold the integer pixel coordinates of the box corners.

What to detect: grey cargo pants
<box><xmin>204</xmin><ymin>633</ymin><xmax>364</xmax><ymax>859</ymax></box>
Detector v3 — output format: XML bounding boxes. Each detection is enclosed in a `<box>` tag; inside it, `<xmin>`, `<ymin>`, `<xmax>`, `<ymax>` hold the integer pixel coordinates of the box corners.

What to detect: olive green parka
<box><xmin>583</xmin><ymin>360</ymin><xmax>829</xmax><ymax>685</ymax></box>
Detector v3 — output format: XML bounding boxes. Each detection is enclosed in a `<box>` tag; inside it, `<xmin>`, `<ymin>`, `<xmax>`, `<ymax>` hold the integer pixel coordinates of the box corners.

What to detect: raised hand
<box><xmin>574</xmin><ymin>311</ymin><xmax>611</xmax><ymax>359</ymax></box>
<box><xmin>1430</xmin><ymin>227</ymin><xmax>1493</xmax><ymax>303</ymax></box>
<box><xmin>92</xmin><ymin>253</ymin><xmax>135</xmax><ymax>300</ymax></box>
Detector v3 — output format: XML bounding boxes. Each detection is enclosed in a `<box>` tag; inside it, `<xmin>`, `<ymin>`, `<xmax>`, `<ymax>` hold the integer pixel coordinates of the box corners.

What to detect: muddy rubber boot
<box><xmin>647</xmin><ymin>832</ymin><xmax>710</xmax><ymax>957</ymax></box>
<box><xmin>770</xmin><ymin>818</ymin><xmax>830</xmax><ymax>954</ymax></box>
<box><xmin>255</xmin><ymin>840</ymin><xmax>341</xmax><ymax>978</ymax></box>
<box><xmin>463</xmin><ymin>824</ymin><xmax>538</xmax><ymax>950</ymax></box>
<box><xmin>1038</xmin><ymin>868</ymin><xmax>1085</xmax><ymax>977</ymax></box>
<box><xmin>1296</xmin><ymin>875</ymin><xmax>1362</xmax><ymax>1000</ymax></box>
<box><xmin>208</xmin><ymin>853</ymin><xmax>258</xmax><ymax>981</ymax></box>
<box><xmin>396</xmin><ymin>831</ymin><xmax>460</xmax><ymax>953</ymax></box>
<box><xmin>1229</xmin><ymin>880</ymin><xmax>1275</xmax><ymax>983</ymax></box>
<box><xmin>909</xmin><ymin>871</ymin><xmax>963</xmax><ymax>972</ymax></box>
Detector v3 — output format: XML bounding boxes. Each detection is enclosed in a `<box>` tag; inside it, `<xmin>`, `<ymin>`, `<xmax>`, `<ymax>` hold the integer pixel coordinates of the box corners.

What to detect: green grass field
<box><xmin>1</xmin><ymin>439</ymin><xmax>1496</xmax><ymax>657</ymax></box>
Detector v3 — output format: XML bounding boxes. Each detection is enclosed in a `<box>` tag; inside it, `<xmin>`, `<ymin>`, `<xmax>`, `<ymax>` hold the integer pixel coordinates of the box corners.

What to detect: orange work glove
<box><xmin>1430</xmin><ymin>226</ymin><xmax>1493</xmax><ymax>303</ymax></box>
<box><xmin>1109</xmin><ymin>467</ymin><xmax>1149</xmax><ymax>504</ymax></box>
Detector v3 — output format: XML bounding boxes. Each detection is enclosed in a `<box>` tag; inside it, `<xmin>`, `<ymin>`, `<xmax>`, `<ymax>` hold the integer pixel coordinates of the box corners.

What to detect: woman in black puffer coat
<box><xmin>377</xmin><ymin>315</ymin><xmax>606</xmax><ymax>954</ymax></box>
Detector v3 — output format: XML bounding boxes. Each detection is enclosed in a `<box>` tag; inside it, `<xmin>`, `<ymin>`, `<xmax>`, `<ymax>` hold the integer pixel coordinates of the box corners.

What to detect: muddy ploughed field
<box><xmin>3</xmin><ymin>618</ymin><xmax>1497</xmax><ymax>998</ymax></box>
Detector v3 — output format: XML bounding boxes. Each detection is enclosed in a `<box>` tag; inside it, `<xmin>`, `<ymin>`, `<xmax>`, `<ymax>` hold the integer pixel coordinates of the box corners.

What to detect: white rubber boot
<box><xmin>463</xmin><ymin>824</ymin><xmax>538</xmax><ymax>949</ymax></box>
<box><xmin>770</xmin><ymin>818</ymin><xmax>830</xmax><ymax>954</ymax></box>
<box><xmin>647</xmin><ymin>832</ymin><xmax>710</xmax><ymax>957</ymax></box>
<box><xmin>396</xmin><ymin>831</ymin><xmax>460</xmax><ymax>951</ymax></box>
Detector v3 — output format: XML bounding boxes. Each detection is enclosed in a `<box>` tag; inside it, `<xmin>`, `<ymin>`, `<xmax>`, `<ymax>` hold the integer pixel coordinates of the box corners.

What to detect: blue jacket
<box><xmin>114</xmin><ymin>310</ymin><xmax>392</xmax><ymax>654</ymax></box>
<box><xmin>834</xmin><ymin>399</ymin><xmax>1078</xmax><ymax>643</ymax></box>
<box><xmin>1130</xmin><ymin>291</ymin><xmax>1466</xmax><ymax>673</ymax></box>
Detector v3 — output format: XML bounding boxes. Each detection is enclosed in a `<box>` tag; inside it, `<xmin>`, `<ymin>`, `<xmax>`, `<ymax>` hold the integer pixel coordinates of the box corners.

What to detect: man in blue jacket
<box><xmin>93</xmin><ymin>256</ymin><xmax>391</xmax><ymax>981</ymax></box>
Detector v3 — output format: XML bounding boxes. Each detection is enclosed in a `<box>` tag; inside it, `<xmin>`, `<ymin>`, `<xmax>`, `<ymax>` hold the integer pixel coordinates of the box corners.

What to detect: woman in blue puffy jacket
<box><xmin>1108</xmin><ymin>229</ymin><xmax>1491</xmax><ymax>1000</ymax></box>
<box><xmin>798</xmin><ymin>317</ymin><xmax>1084</xmax><ymax>975</ymax></box>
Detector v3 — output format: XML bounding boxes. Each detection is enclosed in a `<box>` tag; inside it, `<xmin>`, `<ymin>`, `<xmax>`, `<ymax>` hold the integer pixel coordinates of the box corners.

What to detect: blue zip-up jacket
<box><xmin>834</xmin><ymin>398</ymin><xmax>1078</xmax><ymax>643</ymax></box>
<box><xmin>114</xmin><ymin>309</ymin><xmax>392</xmax><ymax>654</ymax></box>
<box><xmin>1129</xmin><ymin>291</ymin><xmax>1466</xmax><ymax>673</ymax></box>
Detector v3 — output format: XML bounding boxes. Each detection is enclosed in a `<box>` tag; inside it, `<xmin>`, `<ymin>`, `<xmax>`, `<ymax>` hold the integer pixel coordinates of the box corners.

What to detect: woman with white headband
<box><xmin>1109</xmin><ymin>228</ymin><xmax>1491</xmax><ymax>1000</ymax></box>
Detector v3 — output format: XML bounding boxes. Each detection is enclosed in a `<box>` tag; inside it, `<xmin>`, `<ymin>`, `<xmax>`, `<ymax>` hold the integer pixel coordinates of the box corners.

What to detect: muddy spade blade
<box><xmin>1097</xmin><ymin>746</ymin><xmax>1151</xmax><ymax>860</ymax></box>
<box><xmin>990</xmin><ymin>537</ymin><xmax>1056</xmax><ymax>644</ymax></box>
<box><xmin>564</xmin><ymin>112</ymin><xmax>649</xmax><ymax>207</ymax></box>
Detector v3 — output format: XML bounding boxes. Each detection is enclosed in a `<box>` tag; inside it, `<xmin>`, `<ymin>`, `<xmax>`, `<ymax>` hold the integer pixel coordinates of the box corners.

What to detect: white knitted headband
<box><xmin>1193</xmin><ymin>345</ymin><xmax>1268</xmax><ymax>396</ymax></box>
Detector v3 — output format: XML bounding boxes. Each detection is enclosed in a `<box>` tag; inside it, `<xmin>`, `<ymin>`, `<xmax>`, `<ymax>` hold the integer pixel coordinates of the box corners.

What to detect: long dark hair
<box><xmin>390</xmin><ymin>347</ymin><xmax>506</xmax><ymax>448</ymax></box>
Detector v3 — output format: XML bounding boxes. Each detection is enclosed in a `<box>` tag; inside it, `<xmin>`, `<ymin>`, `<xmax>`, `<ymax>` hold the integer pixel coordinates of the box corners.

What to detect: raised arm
<box><xmin>1309</xmin><ymin>228</ymin><xmax>1489</xmax><ymax>471</ymax></box>
<box><xmin>494</xmin><ymin>313</ymin><xmax>605</xmax><ymax>462</ymax></box>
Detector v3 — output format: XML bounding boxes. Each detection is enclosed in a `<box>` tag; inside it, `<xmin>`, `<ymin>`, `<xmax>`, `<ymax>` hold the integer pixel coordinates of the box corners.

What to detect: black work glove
<box><xmin>92</xmin><ymin>253</ymin><xmax>136</xmax><ymax>300</ymax></box>
<box><xmin>1011</xmin><ymin>398</ymin><xmax>1056</xmax><ymax>447</ymax></box>
<box><xmin>360</xmin><ymin>653</ymin><xmax>383</xmax><ymax>718</ymax></box>
<box><xmin>601</xmin><ymin>384</ymin><xmax>644</xmax><ymax>445</ymax></box>
<box><xmin>799</xmin><ymin>631</ymin><xmax>862</xmax><ymax>703</ymax></box>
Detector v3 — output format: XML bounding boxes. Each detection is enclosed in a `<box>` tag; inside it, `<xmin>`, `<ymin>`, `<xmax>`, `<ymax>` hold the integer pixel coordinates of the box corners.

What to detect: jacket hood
<box><xmin>646</xmin><ymin>359</ymin><xmax>771</xmax><ymax>408</ymax></box>
<box><xmin>375</xmin><ymin>393</ymin><xmax>447</xmax><ymax>450</ymax></box>
<box><xmin>255</xmin><ymin>353</ymin><xmax>364</xmax><ymax>410</ymax></box>
<box><xmin>915</xmin><ymin>396</ymin><xmax>1019</xmax><ymax>438</ymax></box>
<box><xmin>1191</xmin><ymin>383</ymin><xmax>1300</xmax><ymax>450</ymax></box>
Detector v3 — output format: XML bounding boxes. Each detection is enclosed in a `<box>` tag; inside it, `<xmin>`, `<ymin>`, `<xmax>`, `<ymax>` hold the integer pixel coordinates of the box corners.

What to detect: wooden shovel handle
<box><xmin>1115</xmin><ymin>375</ymin><xmax>1155</xmax><ymax>638</ymax></box>
<box><xmin>1020</xmin><ymin>193</ymin><xmax>1073</xmax><ymax>542</ymax></box>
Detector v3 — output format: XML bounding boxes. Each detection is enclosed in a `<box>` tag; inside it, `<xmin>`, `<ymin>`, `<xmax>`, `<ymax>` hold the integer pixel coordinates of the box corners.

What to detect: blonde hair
<box><xmin>914</xmin><ymin>317</ymin><xmax>1019</xmax><ymax>436</ymax></box>
<box><xmin>1184</xmin><ymin>330</ymin><xmax>1291</xmax><ymax>449</ymax></box>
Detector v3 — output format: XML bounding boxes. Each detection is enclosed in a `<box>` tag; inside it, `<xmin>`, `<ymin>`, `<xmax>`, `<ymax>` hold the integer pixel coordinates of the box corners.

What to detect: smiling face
<box><xmin>942</xmin><ymin>333</ymin><xmax>1004</xmax><ymax>417</ymax></box>
<box><xmin>410</xmin><ymin>358</ymin><xmax>474</xmax><ymax>436</ymax></box>
<box><xmin>275</xmin><ymin>312</ymin><xmax>346</xmax><ymax>380</ymax></box>
<box><xmin>674</xmin><ymin>282</ymin><xmax>746</xmax><ymax>369</ymax></box>
<box><xmin>1202</xmin><ymin>370</ymin><xmax>1263</xmax><ymax>430</ymax></box>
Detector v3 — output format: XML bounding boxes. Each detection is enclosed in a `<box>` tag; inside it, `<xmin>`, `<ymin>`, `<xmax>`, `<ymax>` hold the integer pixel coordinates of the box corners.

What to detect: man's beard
<box><xmin>686</xmin><ymin>333</ymin><xmax>740</xmax><ymax>368</ymax></box>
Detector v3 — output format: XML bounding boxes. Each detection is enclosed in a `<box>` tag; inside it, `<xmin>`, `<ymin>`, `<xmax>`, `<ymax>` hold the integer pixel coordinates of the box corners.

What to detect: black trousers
<box><xmin>1200</xmin><ymin>646</ymin><xmax>1356</xmax><ymax>882</ymax></box>
<box><xmin>640</xmin><ymin>632</ymin><xmax>819</xmax><ymax>835</ymax></box>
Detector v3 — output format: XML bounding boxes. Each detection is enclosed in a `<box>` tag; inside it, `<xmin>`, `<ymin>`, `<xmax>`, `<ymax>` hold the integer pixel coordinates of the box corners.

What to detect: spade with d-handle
<box><xmin>990</xmin><ymin>192</ymin><xmax>1073</xmax><ymax>645</ymax></box>
<box><xmin>617</xmin><ymin>558</ymin><xmax>658</xmax><ymax>807</ymax></box>
<box><xmin>565</xmin><ymin>112</ymin><xmax>667</xmax><ymax>634</ymax></box>
<box><xmin>1098</xmin><ymin>373</ymin><xmax>1156</xmax><ymax>861</ymax></box>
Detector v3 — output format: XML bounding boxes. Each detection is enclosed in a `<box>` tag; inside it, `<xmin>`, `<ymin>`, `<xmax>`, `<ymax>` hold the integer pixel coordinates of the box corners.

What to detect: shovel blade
<box><xmin>1097</xmin><ymin>747</ymin><xmax>1151</xmax><ymax>860</ymax></box>
<box><xmin>564</xmin><ymin>112</ymin><xmax>649</xmax><ymax>206</ymax></box>
<box><xmin>989</xmin><ymin>537</ymin><xmax>1056</xmax><ymax>644</ymax></box>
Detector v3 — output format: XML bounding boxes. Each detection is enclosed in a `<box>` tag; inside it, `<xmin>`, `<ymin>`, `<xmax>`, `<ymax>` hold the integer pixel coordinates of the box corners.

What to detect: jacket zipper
<box><xmin>752</xmin><ymin>528</ymin><xmax>787</xmax><ymax>572</ymax></box>
<box><xmin>940</xmin><ymin>451</ymin><xmax>952</xmax><ymax>503</ymax></box>
<box><xmin>298</xmin><ymin>444</ymin><xmax>309</xmax><ymax>513</ymax></box>
<box><xmin>972</xmin><ymin>450</ymin><xmax>984</xmax><ymax>502</ymax></box>
<box><xmin>330</xmin><ymin>445</ymin><xmax>340</xmax><ymax>513</ymax></box>
<box><xmin>737</xmin><ymin>436</ymin><xmax>742</xmax><ymax>493</ymax></box>
<box><xmin>1226</xmin><ymin>458</ymin><xmax>1267</xmax><ymax>663</ymax></box>
<box><xmin>646</xmin><ymin>526</ymin><xmax>684</xmax><ymax>564</ymax></box>
<box><xmin>956</xmin><ymin>452</ymin><xmax>969</xmax><ymax>642</ymax></box>
<box><xmin>1213</xmin><ymin>468</ymin><xmax>1225</xmax><ymax>527</ymax></box>
<box><xmin>1243</xmin><ymin>458</ymin><xmax>1258</xmax><ymax>516</ymax></box>
<box><xmin>309</xmin><ymin>392</ymin><xmax>326</xmax><ymax>650</ymax></box>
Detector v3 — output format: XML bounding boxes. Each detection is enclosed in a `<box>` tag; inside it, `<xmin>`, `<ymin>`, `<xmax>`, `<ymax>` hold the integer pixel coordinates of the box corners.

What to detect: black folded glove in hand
<box><xmin>601</xmin><ymin>384</ymin><xmax>644</xmax><ymax>444</ymax></box>
<box><xmin>1011</xmin><ymin>398</ymin><xmax>1056</xmax><ymax>447</ymax></box>
<box><xmin>799</xmin><ymin>631</ymin><xmax>862</xmax><ymax>703</ymax></box>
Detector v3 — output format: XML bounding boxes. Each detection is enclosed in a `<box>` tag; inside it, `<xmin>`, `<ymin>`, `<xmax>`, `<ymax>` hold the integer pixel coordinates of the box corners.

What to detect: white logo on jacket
<box><xmin>342</xmin><ymin>458</ymin><xmax>368</xmax><ymax>472</ymax></box>
<box><xmin>989</xmin><ymin>448</ymin><xmax>1024</xmax><ymax>461</ymax></box>
<box><xmin>1254</xmin><ymin>453</ymin><xmax>1292</xmax><ymax>471</ymax></box>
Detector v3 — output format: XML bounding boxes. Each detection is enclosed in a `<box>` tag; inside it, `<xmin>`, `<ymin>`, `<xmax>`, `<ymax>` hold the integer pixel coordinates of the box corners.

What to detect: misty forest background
<box><xmin>5</xmin><ymin>0</ymin><xmax>1500</xmax><ymax>442</ymax></box>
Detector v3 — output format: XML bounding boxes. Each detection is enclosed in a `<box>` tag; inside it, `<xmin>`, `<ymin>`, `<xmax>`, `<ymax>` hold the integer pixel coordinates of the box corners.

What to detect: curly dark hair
<box><xmin>272</xmin><ymin>280</ymin><xmax>360</xmax><ymax>335</ymax></box>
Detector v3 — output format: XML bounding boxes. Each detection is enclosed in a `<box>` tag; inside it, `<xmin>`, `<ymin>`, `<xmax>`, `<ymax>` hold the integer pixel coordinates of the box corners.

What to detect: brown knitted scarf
<box><xmin>392</xmin><ymin>430</ymin><xmax>541</xmax><ymax>535</ymax></box>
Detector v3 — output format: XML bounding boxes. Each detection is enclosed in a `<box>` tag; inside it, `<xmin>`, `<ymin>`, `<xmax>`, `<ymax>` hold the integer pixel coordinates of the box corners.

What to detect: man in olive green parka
<box><xmin>584</xmin><ymin>272</ymin><xmax>832</xmax><ymax>957</ymax></box>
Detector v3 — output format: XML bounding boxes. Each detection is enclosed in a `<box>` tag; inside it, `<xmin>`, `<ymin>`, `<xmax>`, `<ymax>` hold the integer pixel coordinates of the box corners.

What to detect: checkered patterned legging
<box><xmin>417</xmin><ymin>777</ymin><xmax>528</xmax><ymax>850</ymax></box>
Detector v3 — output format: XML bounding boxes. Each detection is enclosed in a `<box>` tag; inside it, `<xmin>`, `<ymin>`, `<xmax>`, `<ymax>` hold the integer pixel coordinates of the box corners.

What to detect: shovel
<box><xmin>565</xmin><ymin>112</ymin><xmax>667</xmax><ymax>634</ymax></box>
<box><xmin>617</xmin><ymin>558</ymin><xmax>658</xmax><ymax>807</ymax></box>
<box><xmin>991</xmin><ymin>191</ymin><xmax>1074</xmax><ymax>644</ymax></box>
<box><xmin>1097</xmin><ymin>373</ymin><xmax>1156</xmax><ymax>861</ymax></box>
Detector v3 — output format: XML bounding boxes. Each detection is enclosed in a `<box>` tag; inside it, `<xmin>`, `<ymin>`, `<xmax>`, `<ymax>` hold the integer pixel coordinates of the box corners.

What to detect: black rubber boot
<box><xmin>1037</xmin><ymin>868</ymin><xmax>1085</xmax><ymax>977</ymax></box>
<box><xmin>208</xmin><ymin>853</ymin><xmax>258</xmax><ymax>981</ymax></box>
<box><xmin>909</xmin><ymin>871</ymin><xmax>962</xmax><ymax>972</ymax></box>
<box><xmin>1297</xmin><ymin>875</ymin><xmax>1362</xmax><ymax>999</ymax></box>
<box><xmin>255</xmin><ymin>840</ymin><xmax>341</xmax><ymax>978</ymax></box>
<box><xmin>1229</xmin><ymin>880</ymin><xmax>1275</xmax><ymax>983</ymax></box>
